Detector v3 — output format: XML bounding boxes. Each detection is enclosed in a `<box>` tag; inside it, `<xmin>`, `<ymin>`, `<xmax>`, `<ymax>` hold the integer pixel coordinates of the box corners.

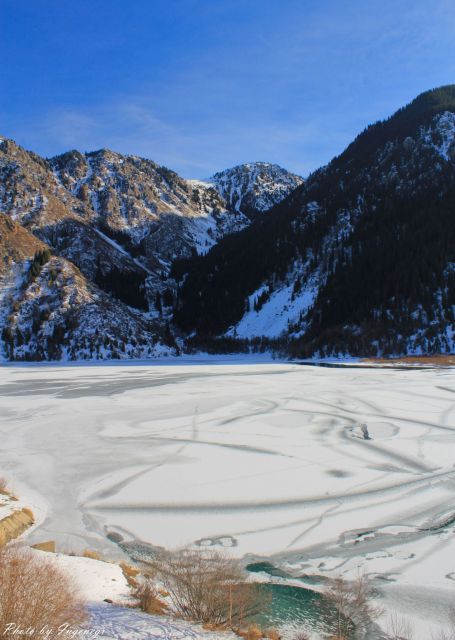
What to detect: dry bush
<box><xmin>150</xmin><ymin>549</ymin><xmax>267</xmax><ymax>628</ymax></box>
<box><xmin>293</xmin><ymin>633</ymin><xmax>310</xmax><ymax>640</ymax></box>
<box><xmin>324</xmin><ymin>573</ymin><xmax>382</xmax><ymax>639</ymax></box>
<box><xmin>0</xmin><ymin>545</ymin><xmax>87</xmax><ymax>638</ymax></box>
<box><xmin>264</xmin><ymin>629</ymin><xmax>281</xmax><ymax>640</ymax></box>
<box><xmin>133</xmin><ymin>579</ymin><xmax>168</xmax><ymax>615</ymax></box>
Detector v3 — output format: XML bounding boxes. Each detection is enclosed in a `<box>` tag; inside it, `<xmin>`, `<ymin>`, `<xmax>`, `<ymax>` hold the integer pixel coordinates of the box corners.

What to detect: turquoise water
<box><xmin>247</xmin><ymin>563</ymin><xmax>336</xmax><ymax>636</ymax></box>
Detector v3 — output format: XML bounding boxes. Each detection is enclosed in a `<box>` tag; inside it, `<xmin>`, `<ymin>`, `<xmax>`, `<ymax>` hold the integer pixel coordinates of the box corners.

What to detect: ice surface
<box><xmin>1</xmin><ymin>362</ymin><xmax>455</xmax><ymax>637</ymax></box>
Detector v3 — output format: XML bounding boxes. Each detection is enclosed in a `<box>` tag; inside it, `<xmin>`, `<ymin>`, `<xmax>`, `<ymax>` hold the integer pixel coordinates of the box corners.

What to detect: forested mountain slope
<box><xmin>173</xmin><ymin>86</ymin><xmax>455</xmax><ymax>357</ymax></box>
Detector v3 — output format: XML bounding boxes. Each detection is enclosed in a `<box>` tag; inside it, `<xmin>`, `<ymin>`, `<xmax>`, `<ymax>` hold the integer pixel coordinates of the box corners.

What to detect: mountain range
<box><xmin>0</xmin><ymin>85</ymin><xmax>454</xmax><ymax>361</ymax></box>
<box><xmin>0</xmin><ymin>139</ymin><xmax>301</xmax><ymax>360</ymax></box>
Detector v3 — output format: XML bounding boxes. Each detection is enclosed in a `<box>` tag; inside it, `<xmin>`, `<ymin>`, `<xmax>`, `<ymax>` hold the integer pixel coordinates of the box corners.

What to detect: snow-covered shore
<box><xmin>27</xmin><ymin>549</ymin><xmax>234</xmax><ymax>639</ymax></box>
<box><xmin>1</xmin><ymin>362</ymin><xmax>454</xmax><ymax>637</ymax></box>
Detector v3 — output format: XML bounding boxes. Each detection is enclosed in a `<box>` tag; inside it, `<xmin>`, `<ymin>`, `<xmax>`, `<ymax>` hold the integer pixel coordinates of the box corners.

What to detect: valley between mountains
<box><xmin>0</xmin><ymin>85</ymin><xmax>454</xmax><ymax>361</ymax></box>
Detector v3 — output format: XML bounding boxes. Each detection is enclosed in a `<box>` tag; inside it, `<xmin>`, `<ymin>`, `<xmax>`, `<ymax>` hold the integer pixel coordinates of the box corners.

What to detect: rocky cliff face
<box><xmin>50</xmin><ymin>149</ymin><xmax>241</xmax><ymax>263</ymax></box>
<box><xmin>0</xmin><ymin>137</ymin><xmax>299</xmax><ymax>360</ymax></box>
<box><xmin>50</xmin><ymin>152</ymin><xmax>302</xmax><ymax>266</ymax></box>
<box><xmin>0</xmin><ymin>214</ymin><xmax>173</xmax><ymax>361</ymax></box>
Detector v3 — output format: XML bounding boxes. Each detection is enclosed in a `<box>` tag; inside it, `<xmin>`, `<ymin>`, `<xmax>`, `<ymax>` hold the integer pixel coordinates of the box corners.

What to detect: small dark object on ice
<box><xmin>361</xmin><ymin>424</ymin><xmax>370</xmax><ymax>440</ymax></box>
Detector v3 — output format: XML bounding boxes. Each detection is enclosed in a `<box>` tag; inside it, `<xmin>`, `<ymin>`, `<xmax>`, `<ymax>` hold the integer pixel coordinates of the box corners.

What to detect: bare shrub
<box><xmin>0</xmin><ymin>545</ymin><xmax>87</xmax><ymax>638</ymax></box>
<box><xmin>150</xmin><ymin>549</ymin><xmax>267</xmax><ymax>629</ymax></box>
<box><xmin>292</xmin><ymin>632</ymin><xmax>310</xmax><ymax>640</ymax></box>
<box><xmin>434</xmin><ymin>630</ymin><xmax>455</xmax><ymax>640</ymax></box>
<box><xmin>324</xmin><ymin>573</ymin><xmax>382</xmax><ymax>639</ymax></box>
<box><xmin>387</xmin><ymin>612</ymin><xmax>414</xmax><ymax>639</ymax></box>
<box><xmin>432</xmin><ymin>608</ymin><xmax>455</xmax><ymax>640</ymax></box>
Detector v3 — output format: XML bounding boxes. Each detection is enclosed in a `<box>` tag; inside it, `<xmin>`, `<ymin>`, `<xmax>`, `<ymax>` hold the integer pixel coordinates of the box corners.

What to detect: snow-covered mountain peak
<box><xmin>209</xmin><ymin>162</ymin><xmax>303</xmax><ymax>217</ymax></box>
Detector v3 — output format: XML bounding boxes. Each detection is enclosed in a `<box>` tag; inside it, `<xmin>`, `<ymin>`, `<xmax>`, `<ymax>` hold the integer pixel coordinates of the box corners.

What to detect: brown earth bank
<box><xmin>0</xmin><ymin>508</ymin><xmax>34</xmax><ymax>545</ymax></box>
<box><xmin>361</xmin><ymin>354</ymin><xmax>455</xmax><ymax>366</ymax></box>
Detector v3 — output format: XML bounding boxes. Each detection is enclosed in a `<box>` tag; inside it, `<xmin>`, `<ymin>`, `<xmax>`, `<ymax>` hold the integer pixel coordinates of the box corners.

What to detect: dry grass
<box><xmin>237</xmin><ymin>624</ymin><xmax>284</xmax><ymax>640</ymax></box>
<box><xmin>119</xmin><ymin>561</ymin><xmax>140</xmax><ymax>588</ymax></box>
<box><xmin>246</xmin><ymin>624</ymin><xmax>263</xmax><ymax>640</ymax></box>
<box><xmin>119</xmin><ymin>561</ymin><xmax>140</xmax><ymax>578</ymax></box>
<box><xmin>0</xmin><ymin>478</ymin><xmax>8</xmax><ymax>495</ymax></box>
<box><xmin>133</xmin><ymin>579</ymin><xmax>168</xmax><ymax>615</ymax></box>
<box><xmin>21</xmin><ymin>507</ymin><xmax>34</xmax><ymax>520</ymax></box>
<box><xmin>238</xmin><ymin>625</ymin><xmax>281</xmax><ymax>640</ymax></box>
<box><xmin>82</xmin><ymin>549</ymin><xmax>102</xmax><ymax>561</ymax></box>
<box><xmin>235</xmin><ymin>624</ymin><xmax>264</xmax><ymax>639</ymax></box>
<box><xmin>31</xmin><ymin>541</ymin><xmax>56</xmax><ymax>553</ymax></box>
<box><xmin>0</xmin><ymin>544</ymin><xmax>87</xmax><ymax>638</ymax></box>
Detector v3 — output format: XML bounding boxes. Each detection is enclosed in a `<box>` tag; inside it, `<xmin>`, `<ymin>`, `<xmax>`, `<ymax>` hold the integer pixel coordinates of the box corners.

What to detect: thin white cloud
<box><xmin>31</xmin><ymin>98</ymin><xmax>345</xmax><ymax>177</ymax></box>
<box><xmin>4</xmin><ymin>0</ymin><xmax>455</xmax><ymax>178</ymax></box>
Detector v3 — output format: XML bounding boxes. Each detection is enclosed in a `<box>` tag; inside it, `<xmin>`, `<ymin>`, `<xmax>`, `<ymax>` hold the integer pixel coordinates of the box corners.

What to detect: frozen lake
<box><xmin>1</xmin><ymin>361</ymin><xmax>455</xmax><ymax>636</ymax></box>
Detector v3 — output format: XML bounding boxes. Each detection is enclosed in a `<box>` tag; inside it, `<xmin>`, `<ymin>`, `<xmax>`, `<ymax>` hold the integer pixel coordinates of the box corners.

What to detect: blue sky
<box><xmin>2</xmin><ymin>0</ymin><xmax>455</xmax><ymax>178</ymax></box>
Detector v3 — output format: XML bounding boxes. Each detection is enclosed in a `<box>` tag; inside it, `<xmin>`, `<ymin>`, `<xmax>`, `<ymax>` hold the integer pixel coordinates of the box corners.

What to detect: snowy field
<box><xmin>1</xmin><ymin>361</ymin><xmax>455</xmax><ymax>637</ymax></box>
